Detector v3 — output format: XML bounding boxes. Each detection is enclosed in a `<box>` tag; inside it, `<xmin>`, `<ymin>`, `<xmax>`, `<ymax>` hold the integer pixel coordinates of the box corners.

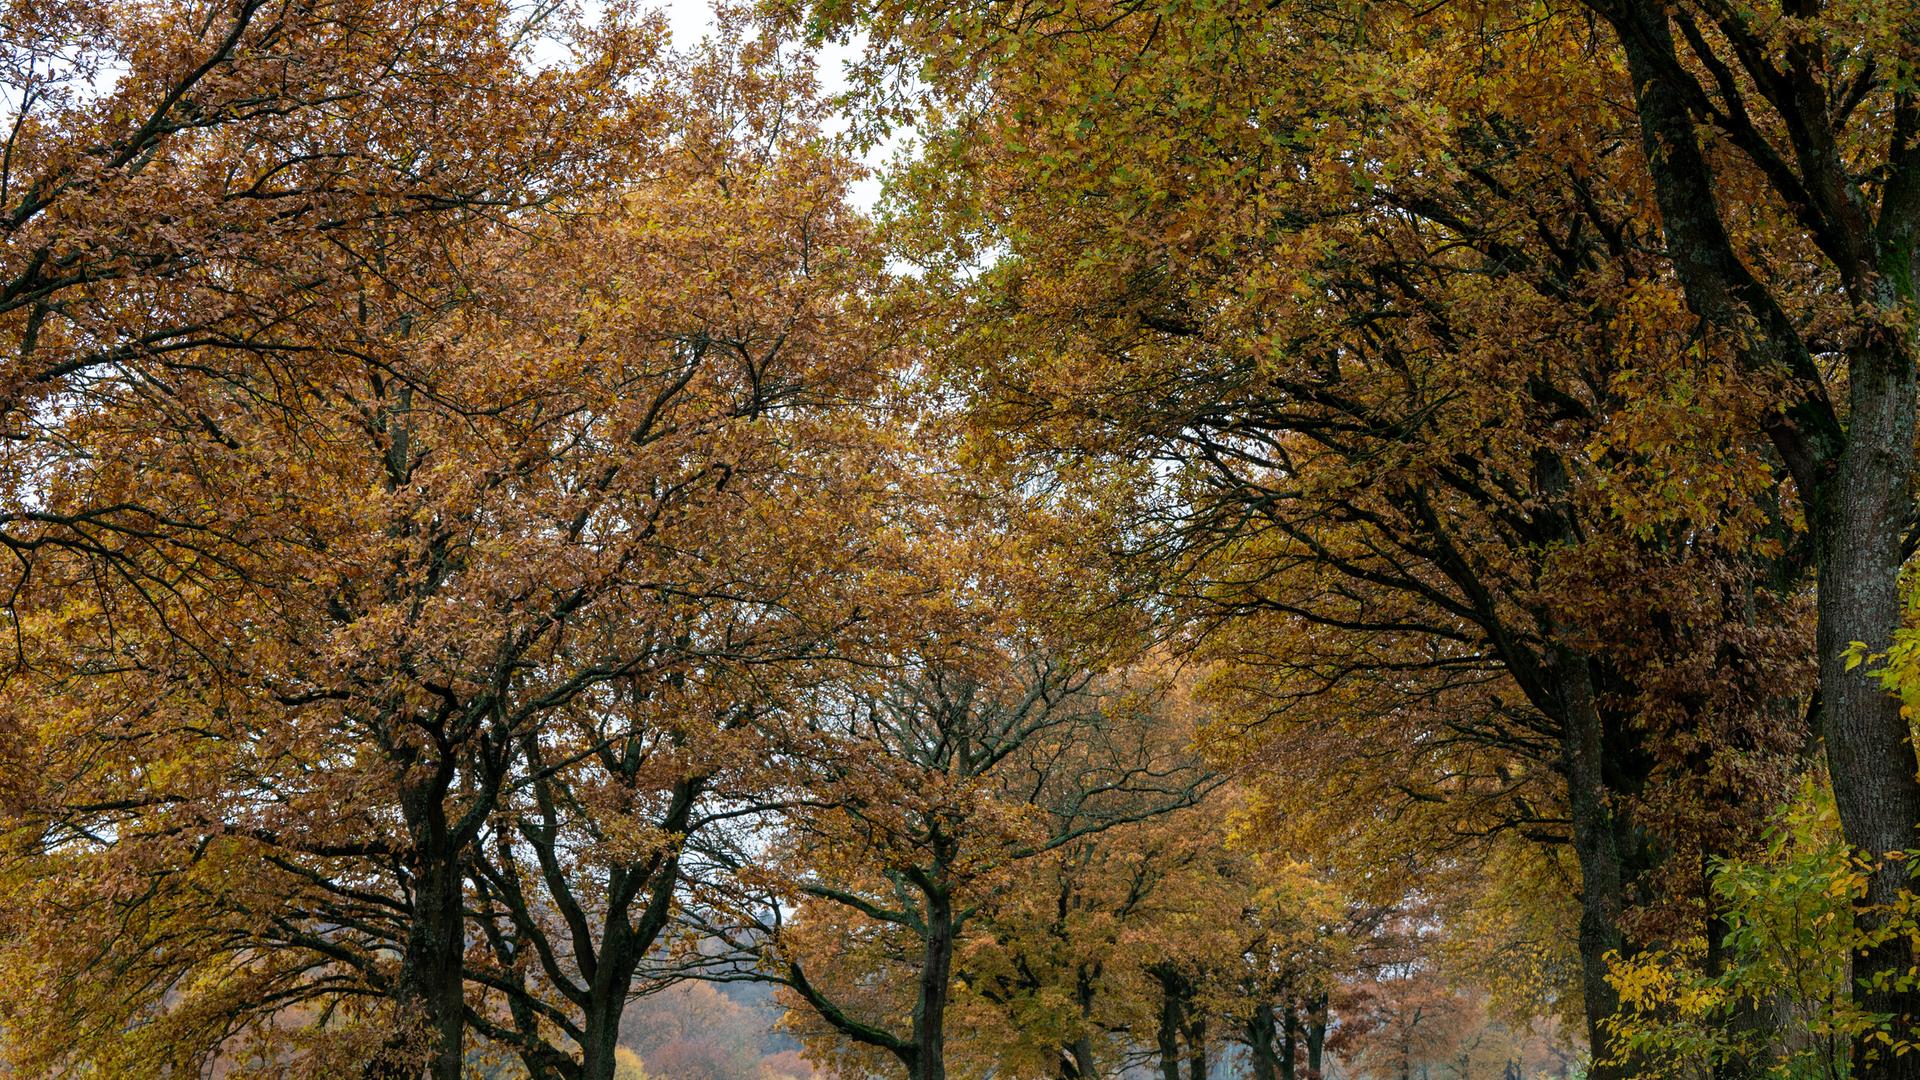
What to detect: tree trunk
<box><xmin>370</xmin><ymin>843</ymin><xmax>467</xmax><ymax>1080</ymax></box>
<box><xmin>1818</xmin><ymin>323</ymin><xmax>1920</xmax><ymax>1080</ymax></box>
<box><xmin>912</xmin><ymin>886</ymin><xmax>956</xmax><ymax>1080</ymax></box>
<box><xmin>575</xmin><ymin>781</ymin><xmax>697</xmax><ymax>1080</ymax></box>
<box><xmin>1062</xmin><ymin>964</ymin><xmax>1099</xmax><ymax>1079</ymax></box>
<box><xmin>1248</xmin><ymin>1005</ymin><xmax>1279</xmax><ymax>1080</ymax></box>
<box><xmin>363</xmin><ymin>747</ymin><xmax>472</xmax><ymax>1080</ymax></box>
<box><xmin>1156</xmin><ymin>966</ymin><xmax>1186</xmax><ymax>1080</ymax></box>
<box><xmin>577</xmin><ymin>983</ymin><xmax>628</xmax><ymax>1080</ymax></box>
<box><xmin>1187</xmin><ymin>1014</ymin><xmax>1207</xmax><ymax>1080</ymax></box>
<box><xmin>1556</xmin><ymin>645</ymin><xmax>1631</xmax><ymax>1080</ymax></box>
<box><xmin>1061</xmin><ymin>1037</ymin><xmax>1097</xmax><ymax>1080</ymax></box>
<box><xmin>1282</xmin><ymin>1005</ymin><xmax>1298</xmax><ymax>1080</ymax></box>
<box><xmin>576</xmin><ymin>912</ymin><xmax>638</xmax><ymax>1080</ymax></box>
<box><xmin>1306</xmin><ymin>994</ymin><xmax>1326</xmax><ymax>1080</ymax></box>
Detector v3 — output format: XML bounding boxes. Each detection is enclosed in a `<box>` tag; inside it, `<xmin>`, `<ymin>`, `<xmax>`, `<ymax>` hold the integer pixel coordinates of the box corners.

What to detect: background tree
<box><xmin>712</xmin><ymin>643</ymin><xmax>1216</xmax><ymax>1080</ymax></box>
<box><xmin>943</xmin><ymin>791</ymin><xmax>1236</xmax><ymax>1080</ymax></box>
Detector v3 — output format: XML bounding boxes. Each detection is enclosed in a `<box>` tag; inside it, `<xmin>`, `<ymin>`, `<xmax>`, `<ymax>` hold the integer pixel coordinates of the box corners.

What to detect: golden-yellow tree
<box><xmin>0</xmin><ymin>21</ymin><xmax>894</xmax><ymax>1080</ymax></box>
<box><xmin>789</xmin><ymin>0</ymin><xmax>1832</xmax><ymax>1073</ymax></box>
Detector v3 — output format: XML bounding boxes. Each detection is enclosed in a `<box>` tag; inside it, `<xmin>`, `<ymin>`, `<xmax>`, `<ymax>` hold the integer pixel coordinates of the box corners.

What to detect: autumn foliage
<box><xmin>2</xmin><ymin>0</ymin><xmax>1919</xmax><ymax>1078</ymax></box>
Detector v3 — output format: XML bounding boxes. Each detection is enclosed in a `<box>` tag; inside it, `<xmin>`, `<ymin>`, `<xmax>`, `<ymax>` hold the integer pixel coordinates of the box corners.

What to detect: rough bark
<box><xmin>912</xmin><ymin>883</ymin><xmax>956</xmax><ymax>1080</ymax></box>
<box><xmin>1819</xmin><ymin>325</ymin><xmax>1920</xmax><ymax>1080</ymax></box>
<box><xmin>369</xmin><ymin>765</ymin><xmax>469</xmax><ymax>1080</ymax></box>
<box><xmin>1556</xmin><ymin>645</ymin><xmax>1630</xmax><ymax>1080</ymax></box>
<box><xmin>1585</xmin><ymin>4</ymin><xmax>1920</xmax><ymax>1074</ymax></box>
<box><xmin>1156</xmin><ymin>965</ymin><xmax>1187</xmax><ymax>1080</ymax></box>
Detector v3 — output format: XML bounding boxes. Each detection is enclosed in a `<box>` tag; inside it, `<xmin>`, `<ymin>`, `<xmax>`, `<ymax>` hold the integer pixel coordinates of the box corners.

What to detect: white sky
<box><xmin>660</xmin><ymin>0</ymin><xmax>722</xmax><ymax>49</ymax></box>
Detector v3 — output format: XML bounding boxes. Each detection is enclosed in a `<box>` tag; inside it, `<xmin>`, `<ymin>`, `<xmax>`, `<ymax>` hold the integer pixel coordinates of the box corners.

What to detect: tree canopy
<box><xmin>3</xmin><ymin>0</ymin><xmax>1919</xmax><ymax>1078</ymax></box>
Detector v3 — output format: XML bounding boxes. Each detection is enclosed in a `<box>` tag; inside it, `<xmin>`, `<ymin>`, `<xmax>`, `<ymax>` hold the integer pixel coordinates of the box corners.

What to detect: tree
<box><xmin>0</xmin><ymin>0</ymin><xmax>658</xmax><ymax>567</ymax></box>
<box><xmin>946</xmin><ymin>794</ymin><xmax>1232</xmax><ymax>1080</ymax></box>
<box><xmin>1347</xmin><ymin>972</ymin><xmax>1477</xmax><ymax>1080</ymax></box>
<box><xmin>716</xmin><ymin>646</ymin><xmax>1216</xmax><ymax>1080</ymax></box>
<box><xmin>1552</xmin><ymin>6</ymin><xmax>1920</xmax><ymax>1073</ymax></box>
<box><xmin>618</xmin><ymin>982</ymin><xmax>768</xmax><ymax>1080</ymax></box>
<box><xmin>796</xmin><ymin>0</ymin><xmax>1819</xmax><ymax>1071</ymax></box>
<box><xmin>0</xmin><ymin>26</ymin><xmax>890</xmax><ymax>1079</ymax></box>
<box><xmin>449</xmin><ymin>38</ymin><xmax>896</xmax><ymax>1080</ymax></box>
<box><xmin>843</xmin><ymin>0</ymin><xmax>1920</xmax><ymax>1067</ymax></box>
<box><xmin>7</xmin><ymin>2</ymin><xmax>1910</xmax><ymax>1078</ymax></box>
